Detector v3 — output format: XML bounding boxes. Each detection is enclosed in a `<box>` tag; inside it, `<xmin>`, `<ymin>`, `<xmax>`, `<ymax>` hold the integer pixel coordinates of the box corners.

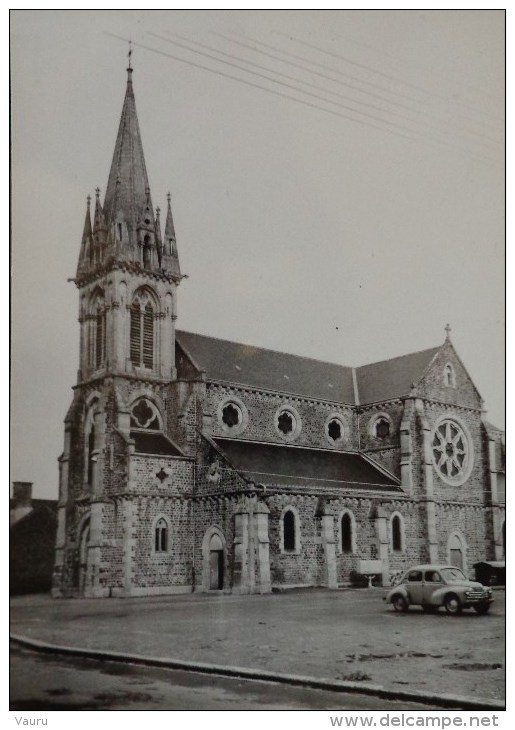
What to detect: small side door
<box><xmin>405</xmin><ymin>569</ymin><xmax>424</xmax><ymax>604</ymax></box>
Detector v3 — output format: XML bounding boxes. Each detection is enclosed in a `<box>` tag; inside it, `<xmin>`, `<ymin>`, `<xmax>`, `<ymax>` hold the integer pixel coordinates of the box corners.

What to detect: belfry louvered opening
<box><xmin>130</xmin><ymin>292</ymin><xmax>155</xmax><ymax>369</ymax></box>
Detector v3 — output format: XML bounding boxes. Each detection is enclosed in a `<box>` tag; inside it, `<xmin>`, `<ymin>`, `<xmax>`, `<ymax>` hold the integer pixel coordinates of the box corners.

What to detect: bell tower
<box><xmin>74</xmin><ymin>64</ymin><xmax>182</xmax><ymax>383</ymax></box>
<box><xmin>53</xmin><ymin>62</ymin><xmax>184</xmax><ymax>597</ymax></box>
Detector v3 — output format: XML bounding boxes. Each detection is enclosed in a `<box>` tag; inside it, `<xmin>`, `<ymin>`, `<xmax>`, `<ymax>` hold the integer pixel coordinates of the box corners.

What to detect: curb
<box><xmin>10</xmin><ymin>633</ymin><xmax>505</xmax><ymax>711</ymax></box>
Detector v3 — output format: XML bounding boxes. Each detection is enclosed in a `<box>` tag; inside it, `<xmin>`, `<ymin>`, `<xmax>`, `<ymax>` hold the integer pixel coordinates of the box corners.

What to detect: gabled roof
<box><xmin>214</xmin><ymin>437</ymin><xmax>401</xmax><ymax>491</ymax></box>
<box><xmin>355</xmin><ymin>347</ymin><xmax>440</xmax><ymax>404</ymax></box>
<box><xmin>176</xmin><ymin>330</ymin><xmax>356</xmax><ymax>403</ymax></box>
<box><xmin>176</xmin><ymin>330</ymin><xmax>444</xmax><ymax>405</ymax></box>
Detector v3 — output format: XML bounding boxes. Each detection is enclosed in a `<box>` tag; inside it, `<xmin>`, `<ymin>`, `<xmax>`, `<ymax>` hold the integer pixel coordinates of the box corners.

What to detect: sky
<box><xmin>10</xmin><ymin>9</ymin><xmax>505</xmax><ymax>499</ymax></box>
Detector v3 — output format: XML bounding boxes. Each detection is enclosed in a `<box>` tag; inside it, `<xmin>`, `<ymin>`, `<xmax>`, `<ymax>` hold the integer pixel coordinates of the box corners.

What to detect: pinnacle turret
<box><xmin>76</xmin><ymin>195</ymin><xmax>93</xmax><ymax>277</ymax></box>
<box><xmin>162</xmin><ymin>192</ymin><xmax>181</xmax><ymax>278</ymax></box>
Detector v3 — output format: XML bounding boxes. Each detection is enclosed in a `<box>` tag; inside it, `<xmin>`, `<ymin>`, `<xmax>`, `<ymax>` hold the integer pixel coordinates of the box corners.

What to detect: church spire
<box><xmin>103</xmin><ymin>64</ymin><xmax>152</xmax><ymax>254</ymax></box>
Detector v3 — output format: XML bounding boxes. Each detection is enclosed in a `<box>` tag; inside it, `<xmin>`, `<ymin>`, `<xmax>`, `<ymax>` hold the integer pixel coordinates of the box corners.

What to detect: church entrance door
<box><xmin>448</xmin><ymin>533</ymin><xmax>465</xmax><ymax>572</ymax></box>
<box><xmin>209</xmin><ymin>534</ymin><xmax>224</xmax><ymax>590</ymax></box>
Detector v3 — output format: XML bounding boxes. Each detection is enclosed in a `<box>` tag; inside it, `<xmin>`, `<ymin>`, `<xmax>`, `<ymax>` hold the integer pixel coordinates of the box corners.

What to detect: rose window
<box><xmin>432</xmin><ymin>419</ymin><xmax>470</xmax><ymax>483</ymax></box>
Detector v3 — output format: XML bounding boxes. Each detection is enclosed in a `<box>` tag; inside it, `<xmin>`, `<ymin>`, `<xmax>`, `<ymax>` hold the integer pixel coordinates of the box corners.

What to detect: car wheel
<box><xmin>474</xmin><ymin>603</ymin><xmax>491</xmax><ymax>615</ymax></box>
<box><xmin>392</xmin><ymin>594</ymin><xmax>408</xmax><ymax>612</ymax></box>
<box><xmin>422</xmin><ymin>605</ymin><xmax>437</xmax><ymax>613</ymax></box>
<box><xmin>444</xmin><ymin>594</ymin><xmax>462</xmax><ymax>615</ymax></box>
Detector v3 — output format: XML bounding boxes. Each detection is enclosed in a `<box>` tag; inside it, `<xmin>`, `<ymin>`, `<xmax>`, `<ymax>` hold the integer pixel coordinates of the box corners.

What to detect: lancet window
<box><xmin>130</xmin><ymin>290</ymin><xmax>156</xmax><ymax>369</ymax></box>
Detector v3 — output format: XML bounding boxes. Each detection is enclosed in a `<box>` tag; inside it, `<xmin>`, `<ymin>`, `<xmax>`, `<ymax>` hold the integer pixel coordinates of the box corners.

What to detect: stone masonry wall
<box><xmin>132</xmin><ymin>496</ymin><xmax>193</xmax><ymax>589</ymax></box>
<box><xmin>434</xmin><ymin>502</ymin><xmax>489</xmax><ymax>576</ymax></box>
<box><xmin>206</xmin><ymin>383</ymin><xmax>358</xmax><ymax>451</ymax></box>
<box><xmin>267</xmin><ymin>494</ymin><xmax>323</xmax><ymax>587</ymax></box>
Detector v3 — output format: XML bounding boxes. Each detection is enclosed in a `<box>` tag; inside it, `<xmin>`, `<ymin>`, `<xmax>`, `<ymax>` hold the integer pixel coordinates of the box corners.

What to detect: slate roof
<box><xmin>176</xmin><ymin>330</ymin><xmax>356</xmax><ymax>403</ymax></box>
<box><xmin>176</xmin><ymin>330</ymin><xmax>443</xmax><ymax>406</ymax></box>
<box><xmin>355</xmin><ymin>347</ymin><xmax>440</xmax><ymax>404</ymax></box>
<box><xmin>214</xmin><ymin>437</ymin><xmax>400</xmax><ymax>491</ymax></box>
<box><xmin>131</xmin><ymin>430</ymin><xmax>184</xmax><ymax>457</ymax></box>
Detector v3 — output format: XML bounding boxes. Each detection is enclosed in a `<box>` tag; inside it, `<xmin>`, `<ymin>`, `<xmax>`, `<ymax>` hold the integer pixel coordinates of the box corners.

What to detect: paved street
<box><xmin>10</xmin><ymin>588</ymin><xmax>505</xmax><ymax>707</ymax></box>
<box><xmin>10</xmin><ymin>644</ymin><xmax>444</xmax><ymax>711</ymax></box>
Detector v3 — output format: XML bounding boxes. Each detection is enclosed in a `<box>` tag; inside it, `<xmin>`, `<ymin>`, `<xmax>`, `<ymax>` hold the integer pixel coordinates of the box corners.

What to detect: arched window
<box><xmin>155</xmin><ymin>518</ymin><xmax>168</xmax><ymax>552</ymax></box>
<box><xmin>391</xmin><ymin>514</ymin><xmax>403</xmax><ymax>553</ymax></box>
<box><xmin>444</xmin><ymin>363</ymin><xmax>456</xmax><ymax>388</ymax></box>
<box><xmin>341</xmin><ymin>512</ymin><xmax>353</xmax><ymax>553</ymax></box>
<box><xmin>95</xmin><ymin>304</ymin><xmax>106</xmax><ymax>369</ymax></box>
<box><xmin>143</xmin><ymin>234</ymin><xmax>151</xmax><ymax>269</ymax></box>
<box><xmin>130</xmin><ymin>292</ymin><xmax>155</xmax><ymax>369</ymax></box>
<box><xmin>283</xmin><ymin>510</ymin><xmax>296</xmax><ymax>552</ymax></box>
<box><xmin>89</xmin><ymin>290</ymin><xmax>105</xmax><ymax>370</ymax></box>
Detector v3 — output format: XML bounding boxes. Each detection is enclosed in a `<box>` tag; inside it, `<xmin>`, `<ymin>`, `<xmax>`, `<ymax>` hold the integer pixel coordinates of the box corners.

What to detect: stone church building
<box><xmin>52</xmin><ymin>67</ymin><xmax>505</xmax><ymax>598</ymax></box>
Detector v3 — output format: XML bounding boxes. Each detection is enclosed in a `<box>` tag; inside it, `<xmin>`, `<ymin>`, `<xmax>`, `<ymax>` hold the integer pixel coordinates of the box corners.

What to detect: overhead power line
<box><xmin>214</xmin><ymin>32</ymin><xmax>501</xmax><ymax>148</ymax></box>
<box><xmin>105</xmin><ymin>32</ymin><xmax>498</xmax><ymax>165</ymax></box>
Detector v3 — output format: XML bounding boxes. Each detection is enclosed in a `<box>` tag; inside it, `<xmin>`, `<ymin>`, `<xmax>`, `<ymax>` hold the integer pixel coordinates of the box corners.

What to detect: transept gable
<box><xmin>414</xmin><ymin>339</ymin><xmax>482</xmax><ymax>410</ymax></box>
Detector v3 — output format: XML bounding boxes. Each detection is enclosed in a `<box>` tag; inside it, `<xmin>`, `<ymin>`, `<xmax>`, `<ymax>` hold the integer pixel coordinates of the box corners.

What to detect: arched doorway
<box><xmin>78</xmin><ymin>518</ymin><xmax>90</xmax><ymax>594</ymax></box>
<box><xmin>448</xmin><ymin>532</ymin><xmax>466</xmax><ymax>572</ymax></box>
<box><xmin>209</xmin><ymin>533</ymin><xmax>224</xmax><ymax>590</ymax></box>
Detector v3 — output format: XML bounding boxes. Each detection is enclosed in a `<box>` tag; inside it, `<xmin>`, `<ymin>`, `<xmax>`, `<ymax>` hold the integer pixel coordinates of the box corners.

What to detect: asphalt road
<box><xmin>10</xmin><ymin>645</ymin><xmax>443</xmax><ymax>711</ymax></box>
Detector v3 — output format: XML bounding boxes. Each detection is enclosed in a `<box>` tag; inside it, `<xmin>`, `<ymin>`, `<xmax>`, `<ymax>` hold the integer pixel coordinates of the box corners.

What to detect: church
<box><xmin>52</xmin><ymin>65</ymin><xmax>505</xmax><ymax>598</ymax></box>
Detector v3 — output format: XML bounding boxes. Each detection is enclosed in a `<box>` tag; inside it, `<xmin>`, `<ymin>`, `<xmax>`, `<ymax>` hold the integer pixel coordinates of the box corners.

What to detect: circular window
<box><xmin>278</xmin><ymin>411</ymin><xmax>295</xmax><ymax>434</ymax></box>
<box><xmin>376</xmin><ymin>418</ymin><xmax>390</xmax><ymax>439</ymax></box>
<box><xmin>431</xmin><ymin>417</ymin><xmax>473</xmax><ymax>486</ymax></box>
<box><xmin>217</xmin><ymin>397</ymin><xmax>248</xmax><ymax>435</ymax></box>
<box><xmin>325</xmin><ymin>414</ymin><xmax>347</xmax><ymax>446</ymax></box>
<box><xmin>274</xmin><ymin>404</ymin><xmax>302</xmax><ymax>441</ymax></box>
<box><xmin>368</xmin><ymin>413</ymin><xmax>392</xmax><ymax>441</ymax></box>
<box><xmin>222</xmin><ymin>402</ymin><xmax>241</xmax><ymax>428</ymax></box>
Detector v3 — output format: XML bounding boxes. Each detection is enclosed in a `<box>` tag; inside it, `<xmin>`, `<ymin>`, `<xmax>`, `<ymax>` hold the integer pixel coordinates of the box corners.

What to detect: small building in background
<box><xmin>10</xmin><ymin>482</ymin><xmax>57</xmax><ymax>595</ymax></box>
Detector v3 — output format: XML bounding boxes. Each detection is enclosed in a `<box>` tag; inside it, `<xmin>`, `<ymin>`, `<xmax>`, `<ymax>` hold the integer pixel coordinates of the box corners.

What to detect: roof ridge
<box><xmin>177</xmin><ymin>330</ymin><xmax>443</xmax><ymax>372</ymax></box>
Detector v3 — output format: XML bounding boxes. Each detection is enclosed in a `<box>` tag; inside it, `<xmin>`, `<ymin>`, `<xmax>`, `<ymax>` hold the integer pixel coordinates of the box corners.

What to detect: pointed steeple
<box><xmin>76</xmin><ymin>195</ymin><xmax>93</xmax><ymax>277</ymax></box>
<box><xmin>162</xmin><ymin>192</ymin><xmax>181</xmax><ymax>278</ymax></box>
<box><xmin>103</xmin><ymin>66</ymin><xmax>152</xmax><ymax>255</ymax></box>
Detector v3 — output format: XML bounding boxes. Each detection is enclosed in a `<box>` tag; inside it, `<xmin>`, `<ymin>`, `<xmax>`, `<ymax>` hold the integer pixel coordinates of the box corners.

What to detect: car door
<box><xmin>423</xmin><ymin>570</ymin><xmax>443</xmax><ymax>604</ymax></box>
<box><xmin>405</xmin><ymin>569</ymin><xmax>424</xmax><ymax>604</ymax></box>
